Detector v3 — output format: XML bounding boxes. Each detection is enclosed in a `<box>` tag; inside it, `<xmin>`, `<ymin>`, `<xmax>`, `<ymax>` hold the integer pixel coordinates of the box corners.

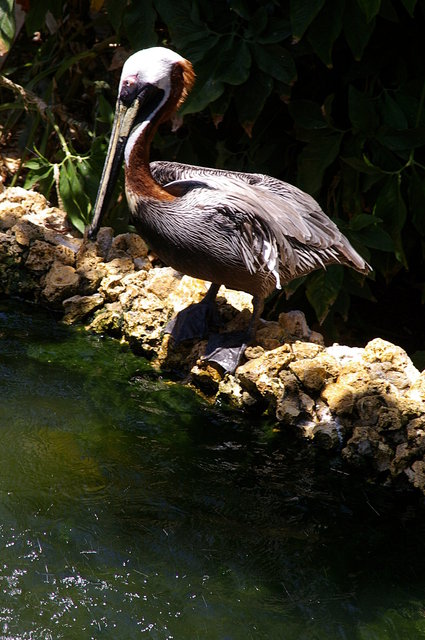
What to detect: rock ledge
<box><xmin>1</xmin><ymin>187</ymin><xmax>425</xmax><ymax>494</ymax></box>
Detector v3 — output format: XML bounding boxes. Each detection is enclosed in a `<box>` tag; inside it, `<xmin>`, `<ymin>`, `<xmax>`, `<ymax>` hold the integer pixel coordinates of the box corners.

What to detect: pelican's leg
<box><xmin>203</xmin><ymin>296</ymin><xmax>264</xmax><ymax>375</ymax></box>
<box><xmin>165</xmin><ymin>283</ymin><xmax>221</xmax><ymax>343</ymax></box>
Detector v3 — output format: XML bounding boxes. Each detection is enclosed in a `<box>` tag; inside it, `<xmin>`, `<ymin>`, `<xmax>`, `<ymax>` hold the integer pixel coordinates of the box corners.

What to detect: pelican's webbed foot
<box><xmin>164</xmin><ymin>303</ymin><xmax>215</xmax><ymax>343</ymax></box>
<box><xmin>203</xmin><ymin>331</ymin><xmax>249</xmax><ymax>375</ymax></box>
<box><xmin>202</xmin><ymin>295</ymin><xmax>264</xmax><ymax>375</ymax></box>
<box><xmin>164</xmin><ymin>283</ymin><xmax>220</xmax><ymax>344</ymax></box>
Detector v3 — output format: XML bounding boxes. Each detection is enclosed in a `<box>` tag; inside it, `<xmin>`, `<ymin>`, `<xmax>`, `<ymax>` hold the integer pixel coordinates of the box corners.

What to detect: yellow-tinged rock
<box><xmin>25</xmin><ymin>239</ymin><xmax>55</xmax><ymax>272</ymax></box>
<box><xmin>112</xmin><ymin>232</ymin><xmax>149</xmax><ymax>259</ymax></box>
<box><xmin>42</xmin><ymin>261</ymin><xmax>80</xmax><ymax>305</ymax></box>
<box><xmin>63</xmin><ymin>293</ymin><xmax>104</xmax><ymax>324</ymax></box>
<box><xmin>321</xmin><ymin>382</ymin><xmax>355</xmax><ymax>415</ymax></box>
<box><xmin>289</xmin><ymin>356</ymin><xmax>337</xmax><ymax>392</ymax></box>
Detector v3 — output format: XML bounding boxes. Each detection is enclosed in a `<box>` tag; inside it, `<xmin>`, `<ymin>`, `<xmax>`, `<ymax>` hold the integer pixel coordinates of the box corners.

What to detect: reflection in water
<box><xmin>1</xmin><ymin>299</ymin><xmax>425</xmax><ymax>639</ymax></box>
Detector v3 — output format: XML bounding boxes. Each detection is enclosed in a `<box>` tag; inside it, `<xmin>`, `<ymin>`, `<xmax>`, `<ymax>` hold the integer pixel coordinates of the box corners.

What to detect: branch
<box><xmin>0</xmin><ymin>74</ymin><xmax>49</xmax><ymax>118</ymax></box>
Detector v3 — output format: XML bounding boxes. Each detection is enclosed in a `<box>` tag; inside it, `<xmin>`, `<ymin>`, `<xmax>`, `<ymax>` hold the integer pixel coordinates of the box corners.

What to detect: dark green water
<box><xmin>2</xmin><ymin>299</ymin><xmax>425</xmax><ymax>639</ymax></box>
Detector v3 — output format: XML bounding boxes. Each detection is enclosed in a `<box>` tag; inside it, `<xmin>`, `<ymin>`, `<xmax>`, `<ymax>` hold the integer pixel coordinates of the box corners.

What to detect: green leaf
<box><xmin>234</xmin><ymin>66</ymin><xmax>273</xmax><ymax>136</ymax></box>
<box><xmin>349</xmin><ymin>213</ymin><xmax>381</xmax><ymax>231</ymax></box>
<box><xmin>23</xmin><ymin>165</ymin><xmax>54</xmax><ymax>192</ymax></box>
<box><xmin>290</xmin><ymin>0</ymin><xmax>326</xmax><ymax>41</ymax></box>
<box><xmin>257</xmin><ymin>18</ymin><xmax>291</xmax><ymax>44</ymax></box>
<box><xmin>343</xmin><ymin>1</ymin><xmax>376</xmax><ymax>59</ymax></box>
<box><xmin>297</xmin><ymin>132</ymin><xmax>343</xmax><ymax>194</ymax></box>
<box><xmin>180</xmin><ymin>36</ymin><xmax>252</xmax><ymax>115</ymax></box>
<box><xmin>55</xmin><ymin>50</ymin><xmax>96</xmax><ymax>82</ymax></box>
<box><xmin>400</xmin><ymin>0</ymin><xmax>417</xmax><ymax>16</ymax></box>
<box><xmin>154</xmin><ymin>0</ymin><xmax>217</xmax><ymax>62</ymax></box>
<box><xmin>209</xmin><ymin>92</ymin><xmax>232</xmax><ymax>125</ymax></box>
<box><xmin>26</xmin><ymin>0</ymin><xmax>62</xmax><ymax>34</ymax></box>
<box><xmin>348</xmin><ymin>85</ymin><xmax>378</xmax><ymax>133</ymax></box>
<box><xmin>123</xmin><ymin>0</ymin><xmax>157</xmax><ymax>49</ymax></box>
<box><xmin>376</xmin><ymin>127</ymin><xmax>425</xmax><ymax>152</ymax></box>
<box><xmin>368</xmin><ymin>139</ymin><xmax>404</xmax><ymax>171</ymax></box>
<box><xmin>104</xmin><ymin>0</ymin><xmax>126</xmax><ymax>32</ymax></box>
<box><xmin>252</xmin><ymin>43</ymin><xmax>296</xmax><ymax>85</ymax></box>
<box><xmin>373</xmin><ymin>175</ymin><xmax>407</xmax><ymax>265</ymax></box>
<box><xmin>380</xmin><ymin>92</ymin><xmax>408</xmax><ymax>130</ymax></box>
<box><xmin>341</xmin><ymin>155</ymin><xmax>383</xmax><ymax>175</ymax></box>
<box><xmin>0</xmin><ymin>102</ymin><xmax>26</xmax><ymax>113</ymax></box>
<box><xmin>306</xmin><ymin>265</ymin><xmax>344</xmax><ymax>323</ymax></box>
<box><xmin>96</xmin><ymin>93</ymin><xmax>115</xmax><ymax>126</ymax></box>
<box><xmin>356</xmin><ymin>0</ymin><xmax>381</xmax><ymax>22</ymax></box>
<box><xmin>374</xmin><ymin>175</ymin><xmax>407</xmax><ymax>233</ymax></box>
<box><xmin>23</xmin><ymin>159</ymin><xmax>46</xmax><ymax>170</ymax></box>
<box><xmin>408</xmin><ymin>172</ymin><xmax>425</xmax><ymax>237</ymax></box>
<box><xmin>59</xmin><ymin>159</ymin><xmax>89</xmax><ymax>233</ymax></box>
<box><xmin>214</xmin><ymin>37</ymin><xmax>251</xmax><ymax>86</ymax></box>
<box><xmin>0</xmin><ymin>0</ymin><xmax>15</xmax><ymax>55</ymax></box>
<box><xmin>345</xmin><ymin>272</ymin><xmax>376</xmax><ymax>301</ymax></box>
<box><xmin>283</xmin><ymin>275</ymin><xmax>306</xmax><ymax>297</ymax></box>
<box><xmin>351</xmin><ymin>226</ymin><xmax>394</xmax><ymax>251</ymax></box>
<box><xmin>246</xmin><ymin>6</ymin><xmax>268</xmax><ymax>37</ymax></box>
<box><xmin>179</xmin><ymin>53</ymin><xmax>225</xmax><ymax>115</ymax></box>
<box><xmin>288</xmin><ymin>99</ymin><xmax>328</xmax><ymax>129</ymax></box>
<box><xmin>307</xmin><ymin>0</ymin><xmax>345</xmax><ymax>67</ymax></box>
<box><xmin>181</xmin><ymin>32</ymin><xmax>221</xmax><ymax>66</ymax></box>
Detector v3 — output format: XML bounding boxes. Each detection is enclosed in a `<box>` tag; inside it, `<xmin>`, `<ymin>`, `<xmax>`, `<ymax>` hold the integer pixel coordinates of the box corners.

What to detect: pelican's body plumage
<box><xmin>88</xmin><ymin>47</ymin><xmax>370</xmax><ymax>372</ymax></box>
<box><xmin>147</xmin><ymin>160</ymin><xmax>368</xmax><ymax>296</ymax></box>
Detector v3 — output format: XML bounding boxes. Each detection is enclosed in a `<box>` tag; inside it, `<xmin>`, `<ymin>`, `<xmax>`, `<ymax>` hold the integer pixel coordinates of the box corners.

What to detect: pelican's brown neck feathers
<box><xmin>125</xmin><ymin>60</ymin><xmax>195</xmax><ymax>202</ymax></box>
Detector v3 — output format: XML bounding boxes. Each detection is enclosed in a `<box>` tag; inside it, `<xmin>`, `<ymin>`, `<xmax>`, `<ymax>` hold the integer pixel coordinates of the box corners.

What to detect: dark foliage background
<box><xmin>1</xmin><ymin>0</ymin><xmax>425</xmax><ymax>356</ymax></box>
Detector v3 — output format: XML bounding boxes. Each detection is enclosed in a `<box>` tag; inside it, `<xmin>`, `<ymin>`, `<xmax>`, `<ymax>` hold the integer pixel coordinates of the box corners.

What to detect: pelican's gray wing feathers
<box><xmin>152</xmin><ymin>161</ymin><xmax>370</xmax><ymax>285</ymax></box>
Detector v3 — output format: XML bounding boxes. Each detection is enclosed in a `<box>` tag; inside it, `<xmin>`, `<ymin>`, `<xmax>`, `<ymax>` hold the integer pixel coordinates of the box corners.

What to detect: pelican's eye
<box><xmin>119</xmin><ymin>75</ymin><xmax>140</xmax><ymax>105</ymax></box>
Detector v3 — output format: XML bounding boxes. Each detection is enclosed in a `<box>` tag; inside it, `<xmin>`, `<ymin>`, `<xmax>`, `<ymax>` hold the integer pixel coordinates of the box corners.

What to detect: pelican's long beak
<box><xmin>86</xmin><ymin>99</ymin><xmax>139</xmax><ymax>240</ymax></box>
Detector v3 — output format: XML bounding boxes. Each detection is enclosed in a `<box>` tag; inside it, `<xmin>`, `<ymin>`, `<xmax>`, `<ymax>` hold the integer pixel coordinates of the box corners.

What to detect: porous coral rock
<box><xmin>42</xmin><ymin>261</ymin><xmax>80</xmax><ymax>306</ymax></box>
<box><xmin>289</xmin><ymin>352</ymin><xmax>339</xmax><ymax>393</ymax></box>
<box><xmin>1</xmin><ymin>186</ymin><xmax>425</xmax><ymax>497</ymax></box>
<box><xmin>25</xmin><ymin>239</ymin><xmax>56</xmax><ymax>272</ymax></box>
<box><xmin>62</xmin><ymin>293</ymin><xmax>104</xmax><ymax>324</ymax></box>
<box><xmin>12</xmin><ymin>220</ymin><xmax>42</xmax><ymax>246</ymax></box>
<box><xmin>320</xmin><ymin>382</ymin><xmax>355</xmax><ymax>415</ymax></box>
<box><xmin>236</xmin><ymin>345</ymin><xmax>294</xmax><ymax>400</ymax></box>
<box><xmin>111</xmin><ymin>232</ymin><xmax>149</xmax><ymax>259</ymax></box>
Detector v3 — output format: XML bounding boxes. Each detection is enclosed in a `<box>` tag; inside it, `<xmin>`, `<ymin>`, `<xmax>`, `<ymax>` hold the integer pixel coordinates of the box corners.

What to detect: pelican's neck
<box><xmin>124</xmin><ymin>60</ymin><xmax>194</xmax><ymax>203</ymax></box>
<box><xmin>124</xmin><ymin>118</ymin><xmax>173</xmax><ymax>202</ymax></box>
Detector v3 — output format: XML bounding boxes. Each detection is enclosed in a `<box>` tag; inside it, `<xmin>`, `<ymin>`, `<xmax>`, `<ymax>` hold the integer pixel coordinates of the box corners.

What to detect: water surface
<box><xmin>1</xmin><ymin>299</ymin><xmax>425</xmax><ymax>639</ymax></box>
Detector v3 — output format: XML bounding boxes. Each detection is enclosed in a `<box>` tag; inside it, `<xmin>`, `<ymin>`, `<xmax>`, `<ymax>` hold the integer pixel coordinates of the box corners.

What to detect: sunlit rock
<box><xmin>25</xmin><ymin>239</ymin><xmax>56</xmax><ymax>272</ymax></box>
<box><xmin>62</xmin><ymin>293</ymin><xmax>104</xmax><ymax>324</ymax></box>
<box><xmin>42</xmin><ymin>261</ymin><xmax>80</xmax><ymax>306</ymax></box>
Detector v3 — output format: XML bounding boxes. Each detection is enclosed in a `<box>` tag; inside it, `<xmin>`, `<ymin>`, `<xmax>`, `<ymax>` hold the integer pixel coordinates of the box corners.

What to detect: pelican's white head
<box><xmin>119</xmin><ymin>47</ymin><xmax>187</xmax><ymax>94</ymax></box>
<box><xmin>115</xmin><ymin>47</ymin><xmax>195</xmax><ymax>165</ymax></box>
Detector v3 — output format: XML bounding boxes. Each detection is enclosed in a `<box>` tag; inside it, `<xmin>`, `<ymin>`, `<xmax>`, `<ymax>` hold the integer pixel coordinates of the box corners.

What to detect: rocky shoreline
<box><xmin>1</xmin><ymin>186</ymin><xmax>425</xmax><ymax>495</ymax></box>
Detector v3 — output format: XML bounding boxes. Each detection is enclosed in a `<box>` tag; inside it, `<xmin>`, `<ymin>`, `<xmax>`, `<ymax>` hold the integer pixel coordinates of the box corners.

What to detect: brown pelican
<box><xmin>87</xmin><ymin>47</ymin><xmax>370</xmax><ymax>373</ymax></box>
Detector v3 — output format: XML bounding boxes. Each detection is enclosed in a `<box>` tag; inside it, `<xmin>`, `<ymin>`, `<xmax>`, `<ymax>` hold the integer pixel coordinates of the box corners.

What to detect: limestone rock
<box><xmin>62</xmin><ymin>293</ymin><xmax>104</xmax><ymax>324</ymax></box>
<box><xmin>111</xmin><ymin>232</ymin><xmax>149</xmax><ymax>260</ymax></box>
<box><xmin>236</xmin><ymin>345</ymin><xmax>294</xmax><ymax>401</ymax></box>
<box><xmin>25</xmin><ymin>240</ymin><xmax>56</xmax><ymax>272</ymax></box>
<box><xmin>289</xmin><ymin>351</ymin><xmax>338</xmax><ymax>393</ymax></box>
<box><xmin>405</xmin><ymin>461</ymin><xmax>425</xmax><ymax>492</ymax></box>
<box><xmin>12</xmin><ymin>220</ymin><xmax>42</xmax><ymax>246</ymax></box>
<box><xmin>1</xmin><ymin>186</ymin><xmax>425</xmax><ymax>497</ymax></box>
<box><xmin>190</xmin><ymin>363</ymin><xmax>222</xmax><ymax>395</ymax></box>
<box><xmin>42</xmin><ymin>261</ymin><xmax>80</xmax><ymax>306</ymax></box>
<box><xmin>94</xmin><ymin>227</ymin><xmax>114</xmax><ymax>260</ymax></box>
<box><xmin>89</xmin><ymin>302</ymin><xmax>123</xmax><ymax>335</ymax></box>
<box><xmin>279</xmin><ymin>310</ymin><xmax>324</xmax><ymax>345</ymax></box>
